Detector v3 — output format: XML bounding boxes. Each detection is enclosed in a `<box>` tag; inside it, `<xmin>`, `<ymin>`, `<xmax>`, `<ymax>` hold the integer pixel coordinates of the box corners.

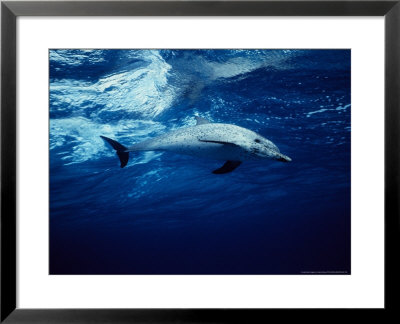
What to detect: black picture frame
<box><xmin>1</xmin><ymin>0</ymin><xmax>399</xmax><ymax>322</ymax></box>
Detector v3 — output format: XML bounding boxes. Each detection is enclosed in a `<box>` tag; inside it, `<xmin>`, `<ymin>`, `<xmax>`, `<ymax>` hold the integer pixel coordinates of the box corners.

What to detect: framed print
<box><xmin>1</xmin><ymin>0</ymin><xmax>399</xmax><ymax>323</ymax></box>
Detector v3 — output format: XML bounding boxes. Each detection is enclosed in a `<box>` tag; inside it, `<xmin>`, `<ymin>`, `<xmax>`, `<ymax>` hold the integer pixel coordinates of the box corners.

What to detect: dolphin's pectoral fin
<box><xmin>198</xmin><ymin>139</ymin><xmax>239</xmax><ymax>147</ymax></box>
<box><xmin>212</xmin><ymin>161</ymin><xmax>242</xmax><ymax>174</ymax></box>
<box><xmin>195</xmin><ymin>116</ymin><xmax>211</xmax><ymax>125</ymax></box>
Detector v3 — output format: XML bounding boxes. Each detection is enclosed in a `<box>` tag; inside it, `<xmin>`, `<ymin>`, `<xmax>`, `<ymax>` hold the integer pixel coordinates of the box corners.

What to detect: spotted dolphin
<box><xmin>101</xmin><ymin>117</ymin><xmax>291</xmax><ymax>174</ymax></box>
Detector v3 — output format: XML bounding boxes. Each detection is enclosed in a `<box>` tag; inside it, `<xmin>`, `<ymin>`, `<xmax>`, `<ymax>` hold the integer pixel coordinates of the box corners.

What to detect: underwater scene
<box><xmin>49</xmin><ymin>49</ymin><xmax>350</xmax><ymax>274</ymax></box>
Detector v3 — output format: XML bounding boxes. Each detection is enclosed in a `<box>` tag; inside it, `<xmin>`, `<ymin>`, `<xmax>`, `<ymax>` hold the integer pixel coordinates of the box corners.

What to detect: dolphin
<box><xmin>100</xmin><ymin>117</ymin><xmax>291</xmax><ymax>174</ymax></box>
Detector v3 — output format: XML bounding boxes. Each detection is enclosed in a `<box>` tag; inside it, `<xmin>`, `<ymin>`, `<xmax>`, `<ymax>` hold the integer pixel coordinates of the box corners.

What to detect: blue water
<box><xmin>49</xmin><ymin>49</ymin><xmax>350</xmax><ymax>274</ymax></box>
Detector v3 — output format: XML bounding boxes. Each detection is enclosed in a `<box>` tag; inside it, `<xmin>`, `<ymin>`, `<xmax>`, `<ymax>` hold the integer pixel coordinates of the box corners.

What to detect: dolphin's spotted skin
<box><xmin>129</xmin><ymin>123</ymin><xmax>282</xmax><ymax>161</ymax></box>
<box><xmin>101</xmin><ymin>117</ymin><xmax>291</xmax><ymax>174</ymax></box>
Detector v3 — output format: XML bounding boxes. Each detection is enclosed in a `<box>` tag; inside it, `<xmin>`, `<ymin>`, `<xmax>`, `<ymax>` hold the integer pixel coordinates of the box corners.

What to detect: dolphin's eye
<box><xmin>254</xmin><ymin>139</ymin><xmax>261</xmax><ymax>143</ymax></box>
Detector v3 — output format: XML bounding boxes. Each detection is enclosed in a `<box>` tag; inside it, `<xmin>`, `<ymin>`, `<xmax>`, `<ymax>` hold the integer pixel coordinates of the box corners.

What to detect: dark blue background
<box><xmin>49</xmin><ymin>49</ymin><xmax>350</xmax><ymax>274</ymax></box>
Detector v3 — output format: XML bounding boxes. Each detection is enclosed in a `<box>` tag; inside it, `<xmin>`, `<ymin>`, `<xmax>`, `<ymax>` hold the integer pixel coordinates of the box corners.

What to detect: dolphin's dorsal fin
<box><xmin>213</xmin><ymin>161</ymin><xmax>242</xmax><ymax>174</ymax></box>
<box><xmin>195</xmin><ymin>116</ymin><xmax>211</xmax><ymax>125</ymax></box>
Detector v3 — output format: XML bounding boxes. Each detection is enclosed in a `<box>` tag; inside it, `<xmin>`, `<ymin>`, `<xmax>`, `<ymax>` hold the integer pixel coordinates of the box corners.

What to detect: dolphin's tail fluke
<box><xmin>100</xmin><ymin>136</ymin><xmax>129</xmax><ymax>168</ymax></box>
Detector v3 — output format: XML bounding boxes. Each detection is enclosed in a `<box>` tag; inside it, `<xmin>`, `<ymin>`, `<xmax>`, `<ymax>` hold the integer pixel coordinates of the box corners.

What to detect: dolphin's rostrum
<box><xmin>101</xmin><ymin>117</ymin><xmax>291</xmax><ymax>174</ymax></box>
